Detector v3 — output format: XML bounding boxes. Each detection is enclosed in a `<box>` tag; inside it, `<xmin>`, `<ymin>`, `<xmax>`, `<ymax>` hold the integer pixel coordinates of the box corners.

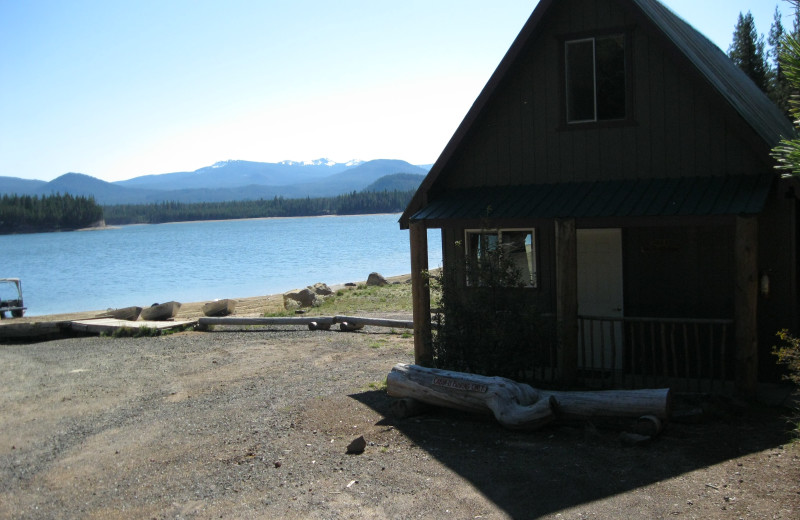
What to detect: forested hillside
<box><xmin>0</xmin><ymin>194</ymin><xmax>103</xmax><ymax>234</ymax></box>
<box><xmin>102</xmin><ymin>189</ymin><xmax>415</xmax><ymax>225</ymax></box>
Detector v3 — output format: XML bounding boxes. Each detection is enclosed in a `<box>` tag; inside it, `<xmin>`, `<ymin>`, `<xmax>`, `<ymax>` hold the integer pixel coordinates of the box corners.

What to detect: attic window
<box><xmin>565</xmin><ymin>35</ymin><xmax>626</xmax><ymax>123</ymax></box>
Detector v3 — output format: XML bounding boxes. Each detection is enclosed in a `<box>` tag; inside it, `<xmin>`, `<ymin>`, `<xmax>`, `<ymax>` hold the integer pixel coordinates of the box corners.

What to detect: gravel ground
<box><xmin>1</xmin><ymin>322</ymin><xmax>799</xmax><ymax>519</ymax></box>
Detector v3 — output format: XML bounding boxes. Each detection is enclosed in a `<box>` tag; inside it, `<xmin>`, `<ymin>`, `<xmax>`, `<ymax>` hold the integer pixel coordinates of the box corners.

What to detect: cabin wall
<box><xmin>441</xmin><ymin>0</ymin><xmax>770</xmax><ymax>191</ymax></box>
<box><xmin>440</xmin><ymin>225</ymin><xmax>556</xmax><ymax>313</ymax></box>
<box><xmin>622</xmin><ymin>225</ymin><xmax>734</xmax><ymax>320</ymax></box>
<box><xmin>757</xmin><ymin>193</ymin><xmax>799</xmax><ymax>381</ymax></box>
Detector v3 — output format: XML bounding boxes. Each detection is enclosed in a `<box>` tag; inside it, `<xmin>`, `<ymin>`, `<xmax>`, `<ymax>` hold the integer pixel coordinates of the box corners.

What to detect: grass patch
<box><xmin>369</xmin><ymin>339</ymin><xmax>389</xmax><ymax>349</ymax></box>
<box><xmin>276</xmin><ymin>282</ymin><xmax>416</xmax><ymax>316</ymax></box>
<box><xmin>364</xmin><ymin>379</ymin><xmax>387</xmax><ymax>392</ymax></box>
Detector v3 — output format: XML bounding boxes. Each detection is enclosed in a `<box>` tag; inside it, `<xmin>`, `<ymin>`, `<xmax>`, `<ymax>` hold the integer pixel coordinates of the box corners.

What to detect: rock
<box><xmin>366</xmin><ymin>272</ymin><xmax>388</xmax><ymax>286</ymax></box>
<box><xmin>283</xmin><ymin>288</ymin><xmax>318</xmax><ymax>309</ymax></box>
<box><xmin>308</xmin><ymin>282</ymin><xmax>333</xmax><ymax>296</ymax></box>
<box><xmin>308</xmin><ymin>321</ymin><xmax>331</xmax><ymax>331</ymax></box>
<box><xmin>346</xmin><ymin>435</ymin><xmax>367</xmax><ymax>454</ymax></box>
<box><xmin>339</xmin><ymin>321</ymin><xmax>365</xmax><ymax>332</ymax></box>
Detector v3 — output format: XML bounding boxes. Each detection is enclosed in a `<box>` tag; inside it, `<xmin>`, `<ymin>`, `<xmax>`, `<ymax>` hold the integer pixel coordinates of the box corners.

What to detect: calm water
<box><xmin>0</xmin><ymin>213</ymin><xmax>442</xmax><ymax>316</ymax></box>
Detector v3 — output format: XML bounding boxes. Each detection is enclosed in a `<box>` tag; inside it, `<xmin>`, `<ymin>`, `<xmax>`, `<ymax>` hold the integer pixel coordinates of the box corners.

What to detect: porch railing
<box><xmin>577</xmin><ymin>315</ymin><xmax>735</xmax><ymax>392</ymax></box>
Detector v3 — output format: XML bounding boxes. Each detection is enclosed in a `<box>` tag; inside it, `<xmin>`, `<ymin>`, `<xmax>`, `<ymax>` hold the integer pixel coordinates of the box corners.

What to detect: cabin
<box><xmin>400</xmin><ymin>0</ymin><xmax>798</xmax><ymax>396</ymax></box>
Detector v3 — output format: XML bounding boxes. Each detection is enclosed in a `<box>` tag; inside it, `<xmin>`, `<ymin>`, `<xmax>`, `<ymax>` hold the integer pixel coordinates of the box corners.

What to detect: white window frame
<box><xmin>464</xmin><ymin>228</ymin><xmax>538</xmax><ymax>288</ymax></box>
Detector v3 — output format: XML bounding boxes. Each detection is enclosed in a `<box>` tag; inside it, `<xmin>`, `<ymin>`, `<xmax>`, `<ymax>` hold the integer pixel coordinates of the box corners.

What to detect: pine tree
<box><xmin>768</xmin><ymin>6</ymin><xmax>791</xmax><ymax>114</ymax></box>
<box><xmin>772</xmin><ymin>1</ymin><xmax>800</xmax><ymax>175</ymax></box>
<box><xmin>729</xmin><ymin>11</ymin><xmax>769</xmax><ymax>93</ymax></box>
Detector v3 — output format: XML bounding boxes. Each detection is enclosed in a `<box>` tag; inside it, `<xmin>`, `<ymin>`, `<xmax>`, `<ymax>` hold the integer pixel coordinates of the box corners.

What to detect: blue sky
<box><xmin>0</xmin><ymin>0</ymin><xmax>792</xmax><ymax>182</ymax></box>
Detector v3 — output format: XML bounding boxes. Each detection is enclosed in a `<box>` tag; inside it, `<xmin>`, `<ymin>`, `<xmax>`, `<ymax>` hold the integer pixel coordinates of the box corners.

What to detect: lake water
<box><xmin>0</xmin><ymin>213</ymin><xmax>442</xmax><ymax>316</ymax></box>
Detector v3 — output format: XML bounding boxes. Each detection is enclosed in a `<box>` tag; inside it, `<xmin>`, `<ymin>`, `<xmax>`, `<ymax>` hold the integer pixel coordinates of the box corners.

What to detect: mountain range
<box><xmin>0</xmin><ymin>159</ymin><xmax>430</xmax><ymax>205</ymax></box>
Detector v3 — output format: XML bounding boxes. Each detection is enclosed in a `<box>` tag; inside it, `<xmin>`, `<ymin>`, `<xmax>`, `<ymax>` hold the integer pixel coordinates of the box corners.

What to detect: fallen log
<box><xmin>198</xmin><ymin>316</ymin><xmax>335</xmax><ymax>327</ymax></box>
<box><xmin>386</xmin><ymin>363</ymin><xmax>671</xmax><ymax>431</ymax></box>
<box><xmin>334</xmin><ymin>315</ymin><xmax>414</xmax><ymax>329</ymax></box>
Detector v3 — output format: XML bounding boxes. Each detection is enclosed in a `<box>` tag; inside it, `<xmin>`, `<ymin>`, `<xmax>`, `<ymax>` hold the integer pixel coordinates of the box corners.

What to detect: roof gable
<box><xmin>401</xmin><ymin>0</ymin><xmax>793</xmax><ymax>228</ymax></box>
<box><xmin>632</xmin><ymin>0</ymin><xmax>791</xmax><ymax>146</ymax></box>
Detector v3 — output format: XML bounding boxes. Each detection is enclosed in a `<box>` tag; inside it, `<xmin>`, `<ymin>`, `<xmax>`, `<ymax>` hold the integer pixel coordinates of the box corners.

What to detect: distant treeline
<box><xmin>0</xmin><ymin>193</ymin><xmax>103</xmax><ymax>234</ymax></box>
<box><xmin>102</xmin><ymin>189</ymin><xmax>416</xmax><ymax>225</ymax></box>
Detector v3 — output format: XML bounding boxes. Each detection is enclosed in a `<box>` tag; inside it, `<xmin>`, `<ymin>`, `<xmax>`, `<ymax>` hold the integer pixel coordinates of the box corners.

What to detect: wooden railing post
<box><xmin>410</xmin><ymin>221</ymin><xmax>433</xmax><ymax>366</ymax></box>
<box><xmin>555</xmin><ymin>219</ymin><xmax>578</xmax><ymax>385</ymax></box>
<box><xmin>735</xmin><ymin>215</ymin><xmax>759</xmax><ymax>397</ymax></box>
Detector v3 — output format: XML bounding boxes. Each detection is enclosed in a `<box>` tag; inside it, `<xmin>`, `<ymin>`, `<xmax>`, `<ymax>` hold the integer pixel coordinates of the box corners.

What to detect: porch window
<box><xmin>565</xmin><ymin>34</ymin><xmax>626</xmax><ymax>123</ymax></box>
<box><xmin>465</xmin><ymin>229</ymin><xmax>537</xmax><ymax>288</ymax></box>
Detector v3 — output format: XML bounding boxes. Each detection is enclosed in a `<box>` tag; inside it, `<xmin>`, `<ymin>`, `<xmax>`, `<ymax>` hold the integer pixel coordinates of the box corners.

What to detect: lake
<box><xmin>0</xmin><ymin>213</ymin><xmax>442</xmax><ymax>316</ymax></box>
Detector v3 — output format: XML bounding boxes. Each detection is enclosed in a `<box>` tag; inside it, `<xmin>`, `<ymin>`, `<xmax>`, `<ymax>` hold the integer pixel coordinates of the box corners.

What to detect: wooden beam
<box><xmin>410</xmin><ymin>221</ymin><xmax>433</xmax><ymax>366</ymax></box>
<box><xmin>735</xmin><ymin>215</ymin><xmax>759</xmax><ymax>397</ymax></box>
<box><xmin>555</xmin><ymin>219</ymin><xmax>578</xmax><ymax>386</ymax></box>
<box><xmin>334</xmin><ymin>316</ymin><xmax>414</xmax><ymax>329</ymax></box>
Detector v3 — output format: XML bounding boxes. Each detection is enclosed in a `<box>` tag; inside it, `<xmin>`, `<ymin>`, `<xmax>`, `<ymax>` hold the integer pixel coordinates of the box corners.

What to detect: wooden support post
<box><xmin>555</xmin><ymin>219</ymin><xmax>578</xmax><ymax>386</ymax></box>
<box><xmin>410</xmin><ymin>221</ymin><xmax>433</xmax><ymax>366</ymax></box>
<box><xmin>735</xmin><ymin>216</ymin><xmax>759</xmax><ymax>397</ymax></box>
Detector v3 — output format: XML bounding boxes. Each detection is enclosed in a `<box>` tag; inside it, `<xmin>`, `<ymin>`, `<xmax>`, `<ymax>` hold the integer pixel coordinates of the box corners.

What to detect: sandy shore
<box><xmin>7</xmin><ymin>273</ymin><xmax>414</xmax><ymax>323</ymax></box>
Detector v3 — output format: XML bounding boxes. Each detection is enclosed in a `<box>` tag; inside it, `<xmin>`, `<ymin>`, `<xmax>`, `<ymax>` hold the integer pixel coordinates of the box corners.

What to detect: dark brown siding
<box><xmin>758</xmin><ymin>193</ymin><xmax>799</xmax><ymax>381</ymax></box>
<box><xmin>623</xmin><ymin>226</ymin><xmax>734</xmax><ymax>320</ymax></box>
<box><xmin>440</xmin><ymin>225</ymin><xmax>557</xmax><ymax>313</ymax></box>
<box><xmin>440</xmin><ymin>0</ymin><xmax>771</xmax><ymax>192</ymax></box>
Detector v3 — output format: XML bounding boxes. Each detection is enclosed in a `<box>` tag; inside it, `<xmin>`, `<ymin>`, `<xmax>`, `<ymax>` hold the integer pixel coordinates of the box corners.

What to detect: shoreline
<box><xmin>5</xmin><ymin>272</ymin><xmax>414</xmax><ymax>324</ymax></box>
<box><xmin>2</xmin><ymin>212</ymin><xmax>405</xmax><ymax>236</ymax></box>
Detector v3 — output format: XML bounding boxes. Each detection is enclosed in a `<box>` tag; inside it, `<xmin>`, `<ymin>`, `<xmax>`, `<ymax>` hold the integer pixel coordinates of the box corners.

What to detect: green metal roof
<box><xmin>410</xmin><ymin>175</ymin><xmax>773</xmax><ymax>224</ymax></box>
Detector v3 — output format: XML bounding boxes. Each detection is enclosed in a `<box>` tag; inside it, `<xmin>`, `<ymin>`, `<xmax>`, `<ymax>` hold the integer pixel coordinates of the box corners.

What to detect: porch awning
<box><xmin>410</xmin><ymin>175</ymin><xmax>774</xmax><ymax>224</ymax></box>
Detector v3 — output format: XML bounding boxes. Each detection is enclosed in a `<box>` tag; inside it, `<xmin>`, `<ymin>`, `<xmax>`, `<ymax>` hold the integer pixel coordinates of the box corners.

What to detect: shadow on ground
<box><xmin>350</xmin><ymin>388</ymin><xmax>794</xmax><ymax>518</ymax></box>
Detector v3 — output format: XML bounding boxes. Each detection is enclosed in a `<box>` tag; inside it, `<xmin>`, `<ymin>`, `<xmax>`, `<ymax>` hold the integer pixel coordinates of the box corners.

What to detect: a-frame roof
<box><xmin>400</xmin><ymin>0</ymin><xmax>794</xmax><ymax>229</ymax></box>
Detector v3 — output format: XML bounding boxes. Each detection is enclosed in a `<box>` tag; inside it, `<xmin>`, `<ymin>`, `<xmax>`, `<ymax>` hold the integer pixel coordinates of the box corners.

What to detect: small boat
<box><xmin>202</xmin><ymin>299</ymin><xmax>236</xmax><ymax>317</ymax></box>
<box><xmin>96</xmin><ymin>306</ymin><xmax>143</xmax><ymax>321</ymax></box>
<box><xmin>140</xmin><ymin>301</ymin><xmax>181</xmax><ymax>321</ymax></box>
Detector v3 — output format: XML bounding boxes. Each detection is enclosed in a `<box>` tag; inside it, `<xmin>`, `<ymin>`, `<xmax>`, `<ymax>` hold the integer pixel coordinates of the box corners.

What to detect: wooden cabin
<box><xmin>400</xmin><ymin>0</ymin><xmax>798</xmax><ymax>396</ymax></box>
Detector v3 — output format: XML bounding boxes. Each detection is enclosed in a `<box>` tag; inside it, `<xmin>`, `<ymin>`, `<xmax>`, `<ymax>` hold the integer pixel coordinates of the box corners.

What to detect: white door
<box><xmin>577</xmin><ymin>228</ymin><xmax>624</xmax><ymax>370</ymax></box>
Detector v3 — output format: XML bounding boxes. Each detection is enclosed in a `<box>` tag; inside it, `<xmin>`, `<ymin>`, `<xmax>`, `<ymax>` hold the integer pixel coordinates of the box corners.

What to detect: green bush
<box><xmin>430</xmin><ymin>242</ymin><xmax>556</xmax><ymax>383</ymax></box>
<box><xmin>774</xmin><ymin>329</ymin><xmax>800</xmax><ymax>436</ymax></box>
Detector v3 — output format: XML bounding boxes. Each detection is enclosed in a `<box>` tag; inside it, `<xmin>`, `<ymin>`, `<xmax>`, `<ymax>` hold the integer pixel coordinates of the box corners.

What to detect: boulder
<box><xmin>366</xmin><ymin>272</ymin><xmax>388</xmax><ymax>286</ymax></box>
<box><xmin>308</xmin><ymin>282</ymin><xmax>333</xmax><ymax>296</ymax></box>
<box><xmin>283</xmin><ymin>288</ymin><xmax>318</xmax><ymax>309</ymax></box>
<box><xmin>339</xmin><ymin>321</ymin><xmax>365</xmax><ymax>332</ymax></box>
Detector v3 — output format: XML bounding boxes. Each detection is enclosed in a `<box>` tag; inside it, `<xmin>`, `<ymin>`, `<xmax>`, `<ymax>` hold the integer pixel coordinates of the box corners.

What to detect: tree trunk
<box><xmin>386</xmin><ymin>363</ymin><xmax>671</xmax><ymax>431</ymax></box>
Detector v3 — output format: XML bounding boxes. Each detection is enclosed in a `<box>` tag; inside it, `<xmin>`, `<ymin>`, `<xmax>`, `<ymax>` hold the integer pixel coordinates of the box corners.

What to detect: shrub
<box><xmin>774</xmin><ymin>329</ymin><xmax>800</xmax><ymax>436</ymax></box>
<box><xmin>430</xmin><ymin>241</ymin><xmax>556</xmax><ymax>383</ymax></box>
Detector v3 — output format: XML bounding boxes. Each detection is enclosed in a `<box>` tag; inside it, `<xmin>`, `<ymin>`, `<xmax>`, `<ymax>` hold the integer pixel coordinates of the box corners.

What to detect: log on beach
<box><xmin>386</xmin><ymin>363</ymin><xmax>671</xmax><ymax>431</ymax></box>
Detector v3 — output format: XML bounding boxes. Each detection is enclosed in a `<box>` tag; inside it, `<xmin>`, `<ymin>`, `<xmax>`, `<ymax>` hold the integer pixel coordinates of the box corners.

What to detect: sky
<box><xmin>0</xmin><ymin>0</ymin><xmax>793</xmax><ymax>183</ymax></box>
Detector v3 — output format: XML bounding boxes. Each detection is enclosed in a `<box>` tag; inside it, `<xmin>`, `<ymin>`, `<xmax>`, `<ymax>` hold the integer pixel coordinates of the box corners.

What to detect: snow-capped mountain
<box><xmin>0</xmin><ymin>159</ymin><xmax>429</xmax><ymax>205</ymax></box>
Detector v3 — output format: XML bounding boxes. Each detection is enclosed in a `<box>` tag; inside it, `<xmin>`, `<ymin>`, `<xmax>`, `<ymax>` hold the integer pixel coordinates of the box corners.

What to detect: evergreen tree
<box><xmin>772</xmin><ymin>1</ymin><xmax>800</xmax><ymax>175</ymax></box>
<box><xmin>729</xmin><ymin>11</ymin><xmax>770</xmax><ymax>93</ymax></box>
<box><xmin>769</xmin><ymin>6</ymin><xmax>791</xmax><ymax>114</ymax></box>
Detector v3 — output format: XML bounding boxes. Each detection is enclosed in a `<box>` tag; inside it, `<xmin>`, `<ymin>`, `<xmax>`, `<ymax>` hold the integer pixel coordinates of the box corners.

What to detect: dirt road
<box><xmin>1</xmin><ymin>323</ymin><xmax>798</xmax><ymax>519</ymax></box>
